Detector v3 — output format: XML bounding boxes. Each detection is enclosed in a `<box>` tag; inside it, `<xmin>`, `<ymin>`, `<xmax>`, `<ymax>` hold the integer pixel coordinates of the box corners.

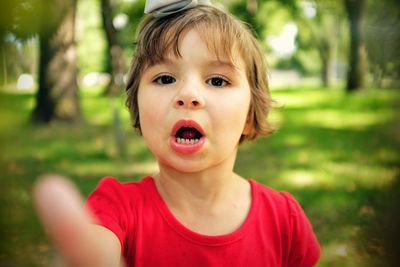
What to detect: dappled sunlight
<box><xmin>281</xmin><ymin>132</ymin><xmax>306</xmax><ymax>146</ymax></box>
<box><xmin>273</xmin><ymin>90</ymin><xmax>340</xmax><ymax>109</ymax></box>
<box><xmin>320</xmin><ymin>241</ymin><xmax>358</xmax><ymax>266</ymax></box>
<box><xmin>297</xmin><ymin>109</ymin><xmax>394</xmax><ymax>129</ymax></box>
<box><xmin>325</xmin><ymin>162</ymin><xmax>397</xmax><ymax>188</ymax></box>
<box><xmin>281</xmin><ymin>170</ymin><xmax>317</xmax><ymax>187</ymax></box>
<box><xmin>1</xmin><ymin>0</ymin><xmax>398</xmax><ymax>263</ymax></box>
<box><xmin>277</xmin><ymin>169</ymin><xmax>336</xmax><ymax>189</ymax></box>
<box><xmin>268</xmin><ymin>109</ymin><xmax>284</xmax><ymax>130</ymax></box>
<box><xmin>70</xmin><ymin>160</ymin><xmax>158</xmax><ymax>178</ymax></box>
<box><xmin>1</xmin><ymin>88</ymin><xmax>399</xmax><ymax>267</ymax></box>
<box><xmin>277</xmin><ymin>163</ymin><xmax>397</xmax><ymax>190</ymax></box>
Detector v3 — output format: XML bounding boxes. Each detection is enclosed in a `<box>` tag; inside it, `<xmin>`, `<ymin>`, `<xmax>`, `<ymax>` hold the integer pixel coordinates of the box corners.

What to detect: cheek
<box><xmin>137</xmin><ymin>90</ymin><xmax>155</xmax><ymax>134</ymax></box>
<box><xmin>212</xmin><ymin>91</ymin><xmax>251</xmax><ymax>136</ymax></box>
<box><xmin>139</xmin><ymin>102</ymin><xmax>160</xmax><ymax>134</ymax></box>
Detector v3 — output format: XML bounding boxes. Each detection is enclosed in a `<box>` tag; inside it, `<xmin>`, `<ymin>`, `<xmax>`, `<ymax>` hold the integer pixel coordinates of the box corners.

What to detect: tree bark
<box><xmin>32</xmin><ymin>0</ymin><xmax>80</xmax><ymax>123</ymax></box>
<box><xmin>321</xmin><ymin>53</ymin><xmax>335</xmax><ymax>87</ymax></box>
<box><xmin>319</xmin><ymin>35</ymin><xmax>337</xmax><ymax>88</ymax></box>
<box><xmin>345</xmin><ymin>0</ymin><xmax>368</xmax><ymax>91</ymax></box>
<box><xmin>1</xmin><ymin>46</ymin><xmax>7</xmax><ymax>86</ymax></box>
<box><xmin>101</xmin><ymin>0</ymin><xmax>126</xmax><ymax>97</ymax></box>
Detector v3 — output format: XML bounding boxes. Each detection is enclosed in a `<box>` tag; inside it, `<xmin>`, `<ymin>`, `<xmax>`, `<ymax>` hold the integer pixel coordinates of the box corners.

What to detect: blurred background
<box><xmin>0</xmin><ymin>0</ymin><xmax>399</xmax><ymax>266</ymax></box>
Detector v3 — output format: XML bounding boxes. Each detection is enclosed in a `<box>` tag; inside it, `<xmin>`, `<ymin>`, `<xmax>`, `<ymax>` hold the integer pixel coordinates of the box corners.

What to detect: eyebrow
<box><xmin>206</xmin><ymin>60</ymin><xmax>239</xmax><ymax>70</ymax></box>
<box><xmin>155</xmin><ymin>58</ymin><xmax>240</xmax><ymax>71</ymax></box>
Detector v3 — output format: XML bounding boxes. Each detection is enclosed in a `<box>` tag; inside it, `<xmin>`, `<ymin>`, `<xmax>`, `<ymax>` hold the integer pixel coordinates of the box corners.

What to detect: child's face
<box><xmin>137</xmin><ymin>29</ymin><xmax>251</xmax><ymax>173</ymax></box>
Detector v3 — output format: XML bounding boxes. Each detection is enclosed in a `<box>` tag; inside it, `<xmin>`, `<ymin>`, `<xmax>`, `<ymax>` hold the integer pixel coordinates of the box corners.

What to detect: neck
<box><xmin>153</xmin><ymin>153</ymin><xmax>243</xmax><ymax>209</ymax></box>
<box><xmin>152</xmin><ymin>153</ymin><xmax>252</xmax><ymax>236</ymax></box>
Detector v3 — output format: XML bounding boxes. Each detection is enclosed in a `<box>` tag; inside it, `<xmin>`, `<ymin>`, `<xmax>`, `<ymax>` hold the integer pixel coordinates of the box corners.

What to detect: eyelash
<box><xmin>206</xmin><ymin>76</ymin><xmax>230</xmax><ymax>87</ymax></box>
<box><xmin>153</xmin><ymin>74</ymin><xmax>176</xmax><ymax>85</ymax></box>
<box><xmin>152</xmin><ymin>74</ymin><xmax>231</xmax><ymax>87</ymax></box>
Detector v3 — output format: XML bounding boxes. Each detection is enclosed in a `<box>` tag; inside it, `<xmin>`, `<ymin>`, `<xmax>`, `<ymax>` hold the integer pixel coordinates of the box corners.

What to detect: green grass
<box><xmin>0</xmin><ymin>86</ymin><xmax>399</xmax><ymax>266</ymax></box>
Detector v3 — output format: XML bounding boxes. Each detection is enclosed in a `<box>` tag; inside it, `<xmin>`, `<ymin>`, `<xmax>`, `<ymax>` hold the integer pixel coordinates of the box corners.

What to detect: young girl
<box><xmin>33</xmin><ymin>1</ymin><xmax>320</xmax><ymax>266</ymax></box>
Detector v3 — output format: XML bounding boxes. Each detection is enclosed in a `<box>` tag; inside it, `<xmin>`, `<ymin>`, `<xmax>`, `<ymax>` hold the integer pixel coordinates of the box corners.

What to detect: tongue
<box><xmin>180</xmin><ymin>129</ymin><xmax>199</xmax><ymax>139</ymax></box>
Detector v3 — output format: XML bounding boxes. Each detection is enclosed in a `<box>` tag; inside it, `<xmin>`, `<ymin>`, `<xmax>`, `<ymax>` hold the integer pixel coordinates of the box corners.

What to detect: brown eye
<box><xmin>206</xmin><ymin>76</ymin><xmax>229</xmax><ymax>87</ymax></box>
<box><xmin>155</xmin><ymin>75</ymin><xmax>176</xmax><ymax>84</ymax></box>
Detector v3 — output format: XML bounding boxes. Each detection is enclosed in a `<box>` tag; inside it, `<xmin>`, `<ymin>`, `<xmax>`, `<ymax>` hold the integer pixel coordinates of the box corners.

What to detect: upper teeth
<box><xmin>176</xmin><ymin>138</ymin><xmax>200</xmax><ymax>144</ymax></box>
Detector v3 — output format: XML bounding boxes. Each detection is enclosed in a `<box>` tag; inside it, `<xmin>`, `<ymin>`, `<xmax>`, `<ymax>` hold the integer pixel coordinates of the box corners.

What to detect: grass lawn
<box><xmin>0</xmin><ymin>86</ymin><xmax>399</xmax><ymax>266</ymax></box>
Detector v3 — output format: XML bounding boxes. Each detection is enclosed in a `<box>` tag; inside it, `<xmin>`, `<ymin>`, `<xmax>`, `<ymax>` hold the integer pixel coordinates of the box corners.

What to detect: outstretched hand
<box><xmin>33</xmin><ymin>174</ymin><xmax>124</xmax><ymax>267</ymax></box>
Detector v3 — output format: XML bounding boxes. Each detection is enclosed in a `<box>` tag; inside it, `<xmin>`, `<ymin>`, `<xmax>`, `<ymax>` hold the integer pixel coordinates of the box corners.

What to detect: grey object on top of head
<box><xmin>144</xmin><ymin>0</ymin><xmax>212</xmax><ymax>17</ymax></box>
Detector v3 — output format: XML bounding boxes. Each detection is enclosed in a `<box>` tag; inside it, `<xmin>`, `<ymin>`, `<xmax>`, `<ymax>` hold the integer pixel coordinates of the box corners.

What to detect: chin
<box><xmin>157</xmin><ymin>156</ymin><xmax>209</xmax><ymax>174</ymax></box>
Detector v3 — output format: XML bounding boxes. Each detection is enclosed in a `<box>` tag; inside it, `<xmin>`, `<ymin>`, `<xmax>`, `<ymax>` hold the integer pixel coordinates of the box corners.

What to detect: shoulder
<box><xmin>85</xmin><ymin>176</ymin><xmax>155</xmax><ymax>252</ymax></box>
<box><xmin>250</xmin><ymin>179</ymin><xmax>301</xmax><ymax>216</ymax></box>
<box><xmin>250</xmin><ymin>179</ymin><xmax>316</xmax><ymax>232</ymax></box>
<box><xmin>86</xmin><ymin>176</ymin><xmax>155</xmax><ymax>217</ymax></box>
<box><xmin>250</xmin><ymin>180</ymin><xmax>320</xmax><ymax>266</ymax></box>
<box><xmin>88</xmin><ymin>176</ymin><xmax>153</xmax><ymax>200</ymax></box>
<box><xmin>94</xmin><ymin>175</ymin><xmax>153</xmax><ymax>190</ymax></box>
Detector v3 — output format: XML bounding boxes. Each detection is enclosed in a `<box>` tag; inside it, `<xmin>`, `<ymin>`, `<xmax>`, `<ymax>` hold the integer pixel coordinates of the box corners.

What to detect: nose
<box><xmin>173</xmin><ymin>80</ymin><xmax>205</xmax><ymax>109</ymax></box>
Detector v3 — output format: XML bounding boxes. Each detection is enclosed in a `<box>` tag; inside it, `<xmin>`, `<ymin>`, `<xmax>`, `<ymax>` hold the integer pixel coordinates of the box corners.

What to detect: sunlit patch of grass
<box><xmin>275</xmin><ymin>163</ymin><xmax>397</xmax><ymax>190</ymax></box>
<box><xmin>319</xmin><ymin>241</ymin><xmax>359</xmax><ymax>267</ymax></box>
<box><xmin>297</xmin><ymin>109</ymin><xmax>394</xmax><ymax>129</ymax></box>
<box><xmin>281</xmin><ymin>169</ymin><xmax>318</xmax><ymax>187</ymax></box>
<box><xmin>323</xmin><ymin>162</ymin><xmax>397</xmax><ymax>187</ymax></box>
<box><xmin>273</xmin><ymin>89</ymin><xmax>343</xmax><ymax>109</ymax></box>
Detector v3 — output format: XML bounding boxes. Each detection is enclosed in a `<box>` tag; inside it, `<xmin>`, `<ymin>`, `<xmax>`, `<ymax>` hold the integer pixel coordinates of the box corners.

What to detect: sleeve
<box><xmin>85</xmin><ymin>177</ymin><xmax>133</xmax><ymax>253</ymax></box>
<box><xmin>281</xmin><ymin>192</ymin><xmax>320</xmax><ymax>267</ymax></box>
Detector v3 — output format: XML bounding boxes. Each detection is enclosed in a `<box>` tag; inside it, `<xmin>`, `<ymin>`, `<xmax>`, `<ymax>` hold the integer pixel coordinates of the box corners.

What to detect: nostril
<box><xmin>177</xmin><ymin>100</ymin><xmax>184</xmax><ymax>106</ymax></box>
<box><xmin>192</xmin><ymin>100</ymin><xmax>199</xmax><ymax>106</ymax></box>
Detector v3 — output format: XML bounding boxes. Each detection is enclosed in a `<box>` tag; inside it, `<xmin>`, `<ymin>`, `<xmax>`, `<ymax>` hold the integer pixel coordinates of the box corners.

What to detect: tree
<box><xmin>229</xmin><ymin>0</ymin><xmax>299</xmax><ymax>43</ymax></box>
<box><xmin>364</xmin><ymin>0</ymin><xmax>400</xmax><ymax>88</ymax></box>
<box><xmin>296</xmin><ymin>1</ymin><xmax>345</xmax><ymax>87</ymax></box>
<box><xmin>1</xmin><ymin>0</ymin><xmax>38</xmax><ymax>85</ymax></box>
<box><xmin>1</xmin><ymin>0</ymin><xmax>81</xmax><ymax>122</ymax></box>
<box><xmin>100</xmin><ymin>0</ymin><xmax>126</xmax><ymax>96</ymax></box>
<box><xmin>344</xmin><ymin>0</ymin><xmax>368</xmax><ymax>91</ymax></box>
<box><xmin>31</xmin><ymin>0</ymin><xmax>80</xmax><ymax>123</ymax></box>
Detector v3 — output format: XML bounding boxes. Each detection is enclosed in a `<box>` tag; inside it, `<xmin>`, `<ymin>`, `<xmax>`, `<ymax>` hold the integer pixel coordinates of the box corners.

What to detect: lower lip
<box><xmin>169</xmin><ymin>136</ymin><xmax>205</xmax><ymax>155</ymax></box>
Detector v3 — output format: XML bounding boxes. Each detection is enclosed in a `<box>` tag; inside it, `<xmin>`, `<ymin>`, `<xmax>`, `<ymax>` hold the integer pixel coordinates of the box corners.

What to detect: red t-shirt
<box><xmin>86</xmin><ymin>176</ymin><xmax>320</xmax><ymax>267</ymax></box>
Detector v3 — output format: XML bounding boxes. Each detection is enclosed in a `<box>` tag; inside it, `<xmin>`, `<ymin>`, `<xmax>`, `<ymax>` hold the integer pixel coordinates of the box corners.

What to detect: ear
<box><xmin>242</xmin><ymin>115</ymin><xmax>252</xmax><ymax>135</ymax></box>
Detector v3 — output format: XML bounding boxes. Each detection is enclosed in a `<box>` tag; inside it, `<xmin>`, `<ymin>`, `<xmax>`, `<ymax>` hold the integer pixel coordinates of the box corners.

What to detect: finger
<box><xmin>32</xmin><ymin>174</ymin><xmax>120</xmax><ymax>267</ymax></box>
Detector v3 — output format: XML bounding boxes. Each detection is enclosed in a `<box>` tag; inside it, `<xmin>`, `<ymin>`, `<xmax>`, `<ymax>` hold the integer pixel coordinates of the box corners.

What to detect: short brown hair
<box><xmin>126</xmin><ymin>5</ymin><xmax>274</xmax><ymax>141</ymax></box>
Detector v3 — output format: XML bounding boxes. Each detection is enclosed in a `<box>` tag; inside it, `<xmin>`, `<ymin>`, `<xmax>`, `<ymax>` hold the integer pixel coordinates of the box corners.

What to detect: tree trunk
<box><xmin>101</xmin><ymin>0</ymin><xmax>126</xmax><ymax>97</ymax></box>
<box><xmin>345</xmin><ymin>0</ymin><xmax>368</xmax><ymax>91</ymax></box>
<box><xmin>1</xmin><ymin>46</ymin><xmax>7</xmax><ymax>86</ymax></box>
<box><xmin>320</xmin><ymin>38</ymin><xmax>337</xmax><ymax>88</ymax></box>
<box><xmin>321</xmin><ymin>56</ymin><xmax>334</xmax><ymax>87</ymax></box>
<box><xmin>31</xmin><ymin>0</ymin><xmax>80</xmax><ymax>123</ymax></box>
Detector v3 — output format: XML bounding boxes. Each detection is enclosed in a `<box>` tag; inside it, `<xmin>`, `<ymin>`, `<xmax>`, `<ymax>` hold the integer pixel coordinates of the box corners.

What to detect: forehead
<box><xmin>163</xmin><ymin>29</ymin><xmax>243</xmax><ymax>67</ymax></box>
<box><xmin>141</xmin><ymin>20</ymin><xmax>245</xmax><ymax>71</ymax></box>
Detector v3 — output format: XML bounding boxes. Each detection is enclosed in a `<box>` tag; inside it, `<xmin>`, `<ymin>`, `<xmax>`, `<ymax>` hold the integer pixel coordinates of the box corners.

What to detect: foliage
<box><xmin>228</xmin><ymin>0</ymin><xmax>299</xmax><ymax>42</ymax></box>
<box><xmin>75</xmin><ymin>0</ymin><xmax>146</xmax><ymax>75</ymax></box>
<box><xmin>0</xmin><ymin>86</ymin><xmax>399</xmax><ymax>266</ymax></box>
<box><xmin>0</xmin><ymin>0</ymin><xmax>40</xmax><ymax>40</ymax></box>
<box><xmin>117</xmin><ymin>0</ymin><xmax>146</xmax><ymax>49</ymax></box>
<box><xmin>76</xmin><ymin>0</ymin><xmax>108</xmax><ymax>75</ymax></box>
<box><xmin>364</xmin><ymin>0</ymin><xmax>400</xmax><ymax>88</ymax></box>
<box><xmin>291</xmin><ymin>0</ymin><xmax>349</xmax><ymax>82</ymax></box>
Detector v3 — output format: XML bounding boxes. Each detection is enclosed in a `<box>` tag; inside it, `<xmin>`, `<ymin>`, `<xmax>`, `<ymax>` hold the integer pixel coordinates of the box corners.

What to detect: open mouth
<box><xmin>170</xmin><ymin>120</ymin><xmax>205</xmax><ymax>154</ymax></box>
<box><xmin>175</xmin><ymin>127</ymin><xmax>203</xmax><ymax>144</ymax></box>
